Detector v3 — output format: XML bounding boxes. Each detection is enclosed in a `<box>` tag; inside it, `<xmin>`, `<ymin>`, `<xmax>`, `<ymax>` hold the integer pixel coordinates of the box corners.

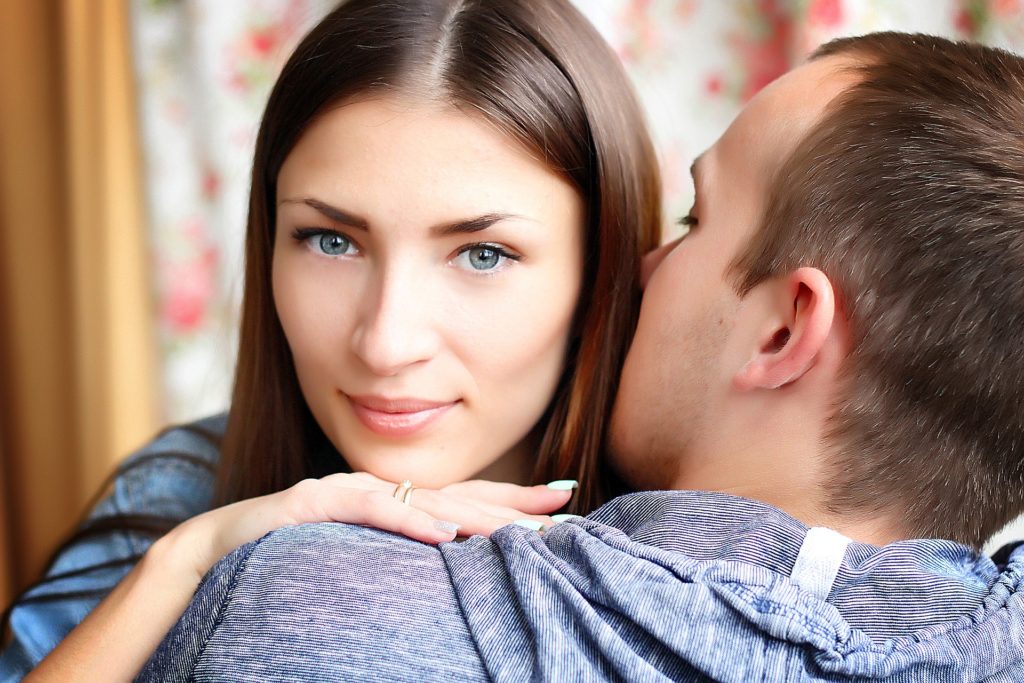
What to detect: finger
<box><xmin>405</xmin><ymin>489</ymin><xmax>554</xmax><ymax>537</ymax></box>
<box><xmin>446</xmin><ymin>495</ymin><xmax>558</xmax><ymax>528</ymax></box>
<box><xmin>466</xmin><ymin>502</ymin><xmax>557</xmax><ymax>530</ymax></box>
<box><xmin>336</xmin><ymin>491</ymin><xmax>462</xmax><ymax>544</ymax></box>
<box><xmin>313</xmin><ymin>476</ymin><xmax>555</xmax><ymax>533</ymax></box>
<box><xmin>282</xmin><ymin>481</ymin><xmax>460</xmax><ymax>544</ymax></box>
<box><xmin>429</xmin><ymin>511</ymin><xmax>533</xmax><ymax>538</ymax></box>
<box><xmin>442</xmin><ymin>479</ymin><xmax>578</xmax><ymax>514</ymax></box>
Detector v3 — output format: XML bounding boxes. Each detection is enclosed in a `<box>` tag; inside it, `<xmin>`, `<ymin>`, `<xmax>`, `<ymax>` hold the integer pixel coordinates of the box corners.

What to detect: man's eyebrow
<box><xmin>690</xmin><ymin>153</ymin><xmax>705</xmax><ymax>188</ymax></box>
<box><xmin>278</xmin><ymin>197</ymin><xmax>369</xmax><ymax>230</ymax></box>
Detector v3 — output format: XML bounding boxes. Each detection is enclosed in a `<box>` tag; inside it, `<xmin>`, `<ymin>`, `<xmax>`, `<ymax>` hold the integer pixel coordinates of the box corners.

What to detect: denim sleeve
<box><xmin>0</xmin><ymin>418</ymin><xmax>221</xmax><ymax>681</ymax></box>
<box><xmin>139</xmin><ymin>523</ymin><xmax>488</xmax><ymax>683</ymax></box>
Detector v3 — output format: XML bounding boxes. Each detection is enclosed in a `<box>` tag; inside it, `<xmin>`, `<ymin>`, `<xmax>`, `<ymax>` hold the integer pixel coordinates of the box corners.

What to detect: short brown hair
<box><xmin>732</xmin><ymin>32</ymin><xmax>1024</xmax><ymax>546</ymax></box>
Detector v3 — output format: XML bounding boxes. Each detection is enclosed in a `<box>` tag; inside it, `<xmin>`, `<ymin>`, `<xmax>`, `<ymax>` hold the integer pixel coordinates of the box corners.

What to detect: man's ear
<box><xmin>733</xmin><ymin>267</ymin><xmax>836</xmax><ymax>391</ymax></box>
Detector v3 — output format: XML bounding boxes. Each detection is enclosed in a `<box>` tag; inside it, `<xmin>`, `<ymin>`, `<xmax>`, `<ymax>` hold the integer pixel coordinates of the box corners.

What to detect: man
<box><xmin>140</xmin><ymin>33</ymin><xmax>1024</xmax><ymax>682</ymax></box>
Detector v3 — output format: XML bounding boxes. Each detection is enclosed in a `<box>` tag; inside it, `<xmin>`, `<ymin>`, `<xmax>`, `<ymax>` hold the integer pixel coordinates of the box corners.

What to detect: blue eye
<box><xmin>319</xmin><ymin>233</ymin><xmax>350</xmax><ymax>255</ymax></box>
<box><xmin>453</xmin><ymin>244</ymin><xmax>519</xmax><ymax>272</ymax></box>
<box><xmin>290</xmin><ymin>228</ymin><xmax>359</xmax><ymax>257</ymax></box>
<box><xmin>469</xmin><ymin>246</ymin><xmax>500</xmax><ymax>270</ymax></box>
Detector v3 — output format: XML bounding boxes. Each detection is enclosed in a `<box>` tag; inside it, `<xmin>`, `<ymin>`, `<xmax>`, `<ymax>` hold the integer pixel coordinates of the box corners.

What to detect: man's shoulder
<box><xmin>141</xmin><ymin>522</ymin><xmax>489</xmax><ymax>682</ymax></box>
<box><xmin>202</xmin><ymin>521</ymin><xmax>459</xmax><ymax>620</ymax></box>
<box><xmin>240</xmin><ymin>522</ymin><xmax>450</xmax><ymax>584</ymax></box>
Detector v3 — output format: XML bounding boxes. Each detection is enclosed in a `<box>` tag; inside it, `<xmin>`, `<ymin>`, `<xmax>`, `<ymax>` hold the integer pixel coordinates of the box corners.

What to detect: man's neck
<box><xmin>684</xmin><ymin>476</ymin><xmax>902</xmax><ymax>546</ymax></box>
<box><xmin>670</xmin><ymin>405</ymin><xmax>902</xmax><ymax>547</ymax></box>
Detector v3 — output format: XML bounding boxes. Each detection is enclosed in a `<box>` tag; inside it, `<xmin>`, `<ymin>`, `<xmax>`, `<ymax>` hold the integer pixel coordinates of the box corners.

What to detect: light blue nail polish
<box><xmin>546</xmin><ymin>479</ymin><xmax>579</xmax><ymax>491</ymax></box>
<box><xmin>551</xmin><ymin>514</ymin><xmax>582</xmax><ymax>524</ymax></box>
<box><xmin>514</xmin><ymin>519</ymin><xmax>545</xmax><ymax>532</ymax></box>
<box><xmin>434</xmin><ymin>520</ymin><xmax>461</xmax><ymax>535</ymax></box>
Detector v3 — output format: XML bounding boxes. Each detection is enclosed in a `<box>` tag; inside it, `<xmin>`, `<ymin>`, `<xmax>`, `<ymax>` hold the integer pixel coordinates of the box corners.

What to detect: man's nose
<box><xmin>640</xmin><ymin>237</ymin><xmax>681</xmax><ymax>289</ymax></box>
<box><xmin>350</xmin><ymin>269</ymin><xmax>440</xmax><ymax>376</ymax></box>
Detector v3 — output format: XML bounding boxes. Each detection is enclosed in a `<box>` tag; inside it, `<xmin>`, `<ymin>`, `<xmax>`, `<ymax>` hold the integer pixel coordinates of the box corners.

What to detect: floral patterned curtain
<box><xmin>129</xmin><ymin>0</ymin><xmax>1024</xmax><ymax>423</ymax></box>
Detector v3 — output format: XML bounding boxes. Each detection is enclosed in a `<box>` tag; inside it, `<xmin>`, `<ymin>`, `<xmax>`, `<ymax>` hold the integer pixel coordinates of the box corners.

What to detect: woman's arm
<box><xmin>25</xmin><ymin>530</ymin><xmax>201</xmax><ymax>681</ymax></box>
<box><xmin>1</xmin><ymin>424</ymin><xmax>219</xmax><ymax>680</ymax></box>
<box><xmin>26</xmin><ymin>474</ymin><xmax>574</xmax><ymax>681</ymax></box>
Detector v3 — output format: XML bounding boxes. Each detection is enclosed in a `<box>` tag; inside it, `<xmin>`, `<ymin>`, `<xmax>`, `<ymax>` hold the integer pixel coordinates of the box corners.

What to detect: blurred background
<box><xmin>2</xmin><ymin>0</ymin><xmax>1023</xmax><ymax>608</ymax></box>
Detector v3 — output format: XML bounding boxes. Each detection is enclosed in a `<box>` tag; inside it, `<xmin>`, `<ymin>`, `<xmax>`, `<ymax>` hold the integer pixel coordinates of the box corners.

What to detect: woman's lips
<box><xmin>346</xmin><ymin>394</ymin><xmax>458</xmax><ymax>437</ymax></box>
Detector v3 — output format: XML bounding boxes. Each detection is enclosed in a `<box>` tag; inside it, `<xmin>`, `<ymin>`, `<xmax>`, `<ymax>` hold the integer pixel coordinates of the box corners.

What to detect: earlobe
<box><xmin>733</xmin><ymin>267</ymin><xmax>836</xmax><ymax>391</ymax></box>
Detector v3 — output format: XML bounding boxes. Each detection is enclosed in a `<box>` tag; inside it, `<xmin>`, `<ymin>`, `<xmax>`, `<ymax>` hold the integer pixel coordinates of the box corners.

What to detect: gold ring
<box><xmin>393</xmin><ymin>479</ymin><xmax>414</xmax><ymax>505</ymax></box>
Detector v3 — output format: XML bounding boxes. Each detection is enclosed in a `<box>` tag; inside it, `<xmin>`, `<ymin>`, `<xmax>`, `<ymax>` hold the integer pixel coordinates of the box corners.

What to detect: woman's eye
<box><xmin>452</xmin><ymin>244</ymin><xmax>520</xmax><ymax>272</ymax></box>
<box><xmin>291</xmin><ymin>228</ymin><xmax>359</xmax><ymax>257</ymax></box>
<box><xmin>468</xmin><ymin>246</ymin><xmax>501</xmax><ymax>270</ymax></box>
<box><xmin>318</xmin><ymin>233</ymin><xmax>352</xmax><ymax>256</ymax></box>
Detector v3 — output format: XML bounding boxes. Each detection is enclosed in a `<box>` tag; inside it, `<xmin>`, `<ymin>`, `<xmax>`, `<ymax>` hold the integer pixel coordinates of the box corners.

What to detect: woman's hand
<box><xmin>340</xmin><ymin>471</ymin><xmax>578</xmax><ymax>537</ymax></box>
<box><xmin>168</xmin><ymin>472</ymin><xmax>577</xmax><ymax>586</ymax></box>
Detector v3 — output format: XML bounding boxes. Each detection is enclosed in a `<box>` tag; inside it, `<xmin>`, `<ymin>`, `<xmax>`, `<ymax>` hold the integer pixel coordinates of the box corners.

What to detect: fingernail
<box><xmin>551</xmin><ymin>514</ymin><xmax>582</xmax><ymax>524</ymax></box>
<box><xmin>546</xmin><ymin>480</ymin><xmax>579</xmax><ymax>491</ymax></box>
<box><xmin>433</xmin><ymin>520</ymin><xmax>461</xmax><ymax>535</ymax></box>
<box><xmin>514</xmin><ymin>519</ymin><xmax>546</xmax><ymax>532</ymax></box>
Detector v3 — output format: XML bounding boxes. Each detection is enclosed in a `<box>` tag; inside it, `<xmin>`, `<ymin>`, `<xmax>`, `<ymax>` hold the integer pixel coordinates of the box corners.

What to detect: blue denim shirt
<box><xmin>141</xmin><ymin>491</ymin><xmax>1024</xmax><ymax>682</ymax></box>
<box><xmin>0</xmin><ymin>415</ymin><xmax>224</xmax><ymax>681</ymax></box>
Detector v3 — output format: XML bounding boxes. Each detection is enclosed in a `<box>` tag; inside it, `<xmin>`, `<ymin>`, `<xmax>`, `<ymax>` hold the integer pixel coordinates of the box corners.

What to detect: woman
<box><xmin>2</xmin><ymin>0</ymin><xmax>661</xmax><ymax>678</ymax></box>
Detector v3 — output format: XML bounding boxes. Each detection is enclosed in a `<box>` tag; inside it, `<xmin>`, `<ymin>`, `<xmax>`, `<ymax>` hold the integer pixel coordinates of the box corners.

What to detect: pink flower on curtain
<box><xmin>957</xmin><ymin>0</ymin><xmax>1024</xmax><ymax>43</ymax></box>
<box><xmin>955</xmin><ymin>0</ymin><xmax>989</xmax><ymax>37</ymax></box>
<box><xmin>617</xmin><ymin>0</ymin><xmax>663</xmax><ymax>64</ymax></box>
<box><xmin>200</xmin><ymin>167</ymin><xmax>221</xmax><ymax>201</ymax></box>
<box><xmin>247</xmin><ymin>27</ymin><xmax>280</xmax><ymax>58</ymax></box>
<box><xmin>807</xmin><ymin>0</ymin><xmax>844</xmax><ymax>27</ymax></box>
<box><xmin>705</xmin><ymin>73</ymin><xmax>725</xmax><ymax>95</ymax></box>
<box><xmin>728</xmin><ymin>0</ymin><xmax>793</xmax><ymax>101</ymax></box>
<box><xmin>995</xmin><ymin>0</ymin><xmax>1021</xmax><ymax>16</ymax></box>
<box><xmin>224</xmin><ymin>0</ymin><xmax>313</xmax><ymax>98</ymax></box>
<box><xmin>159</xmin><ymin>218</ymin><xmax>219</xmax><ymax>335</ymax></box>
<box><xmin>162</xmin><ymin>280</ymin><xmax>207</xmax><ymax>334</ymax></box>
<box><xmin>675</xmin><ymin>0</ymin><xmax>698</xmax><ymax>20</ymax></box>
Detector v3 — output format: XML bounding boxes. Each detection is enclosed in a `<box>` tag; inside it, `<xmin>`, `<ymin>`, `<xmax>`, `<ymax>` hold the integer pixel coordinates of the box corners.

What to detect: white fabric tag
<box><xmin>790</xmin><ymin>526</ymin><xmax>851</xmax><ymax>600</ymax></box>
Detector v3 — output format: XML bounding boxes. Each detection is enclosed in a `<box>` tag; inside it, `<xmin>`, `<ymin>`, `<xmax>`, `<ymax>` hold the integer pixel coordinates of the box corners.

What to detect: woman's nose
<box><xmin>350</xmin><ymin>270</ymin><xmax>440</xmax><ymax>376</ymax></box>
<box><xmin>640</xmin><ymin>237</ymin><xmax>681</xmax><ymax>289</ymax></box>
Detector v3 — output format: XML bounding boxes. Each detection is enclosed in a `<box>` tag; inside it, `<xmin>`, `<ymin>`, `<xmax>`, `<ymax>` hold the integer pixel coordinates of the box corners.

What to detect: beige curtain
<box><xmin>0</xmin><ymin>0</ymin><xmax>160</xmax><ymax>607</ymax></box>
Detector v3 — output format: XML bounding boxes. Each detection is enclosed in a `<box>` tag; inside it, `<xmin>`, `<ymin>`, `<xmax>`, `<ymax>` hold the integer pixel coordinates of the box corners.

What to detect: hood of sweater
<box><xmin>441</xmin><ymin>490</ymin><xmax>1024</xmax><ymax>682</ymax></box>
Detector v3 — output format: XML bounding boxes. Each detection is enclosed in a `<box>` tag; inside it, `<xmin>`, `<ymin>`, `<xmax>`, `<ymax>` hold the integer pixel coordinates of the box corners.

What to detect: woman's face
<box><xmin>274</xmin><ymin>96</ymin><xmax>584</xmax><ymax>487</ymax></box>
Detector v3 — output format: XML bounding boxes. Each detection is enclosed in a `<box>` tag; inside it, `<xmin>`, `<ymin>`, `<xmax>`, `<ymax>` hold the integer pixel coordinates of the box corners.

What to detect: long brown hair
<box><xmin>217</xmin><ymin>0</ymin><xmax>661</xmax><ymax>515</ymax></box>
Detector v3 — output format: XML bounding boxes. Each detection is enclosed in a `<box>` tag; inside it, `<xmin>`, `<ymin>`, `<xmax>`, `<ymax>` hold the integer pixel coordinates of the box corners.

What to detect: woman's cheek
<box><xmin>274</xmin><ymin>255</ymin><xmax>357</xmax><ymax>374</ymax></box>
<box><xmin>462</xmin><ymin>263</ymin><xmax>580</xmax><ymax>393</ymax></box>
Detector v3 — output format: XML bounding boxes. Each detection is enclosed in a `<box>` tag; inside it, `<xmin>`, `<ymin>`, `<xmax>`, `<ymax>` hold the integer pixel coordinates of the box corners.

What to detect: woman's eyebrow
<box><xmin>279</xmin><ymin>197</ymin><xmax>530</xmax><ymax>235</ymax></box>
<box><xmin>278</xmin><ymin>197</ymin><xmax>369</xmax><ymax>229</ymax></box>
<box><xmin>431</xmin><ymin>213</ymin><xmax>529</xmax><ymax>236</ymax></box>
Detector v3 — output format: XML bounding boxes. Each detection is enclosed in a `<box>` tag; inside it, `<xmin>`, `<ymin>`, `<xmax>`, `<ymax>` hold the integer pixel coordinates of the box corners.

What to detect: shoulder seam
<box><xmin>192</xmin><ymin>537</ymin><xmax>265</xmax><ymax>673</ymax></box>
<box><xmin>438</xmin><ymin>546</ymin><xmax>491</xmax><ymax>677</ymax></box>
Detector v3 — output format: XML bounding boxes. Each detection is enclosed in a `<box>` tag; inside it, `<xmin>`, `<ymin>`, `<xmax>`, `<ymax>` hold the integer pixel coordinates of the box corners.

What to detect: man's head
<box><xmin>610</xmin><ymin>33</ymin><xmax>1024</xmax><ymax>547</ymax></box>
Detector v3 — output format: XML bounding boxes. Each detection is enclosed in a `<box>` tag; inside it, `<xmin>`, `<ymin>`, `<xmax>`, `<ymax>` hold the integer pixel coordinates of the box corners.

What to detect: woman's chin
<box><xmin>337</xmin><ymin>443</ymin><xmax>489</xmax><ymax>488</ymax></box>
